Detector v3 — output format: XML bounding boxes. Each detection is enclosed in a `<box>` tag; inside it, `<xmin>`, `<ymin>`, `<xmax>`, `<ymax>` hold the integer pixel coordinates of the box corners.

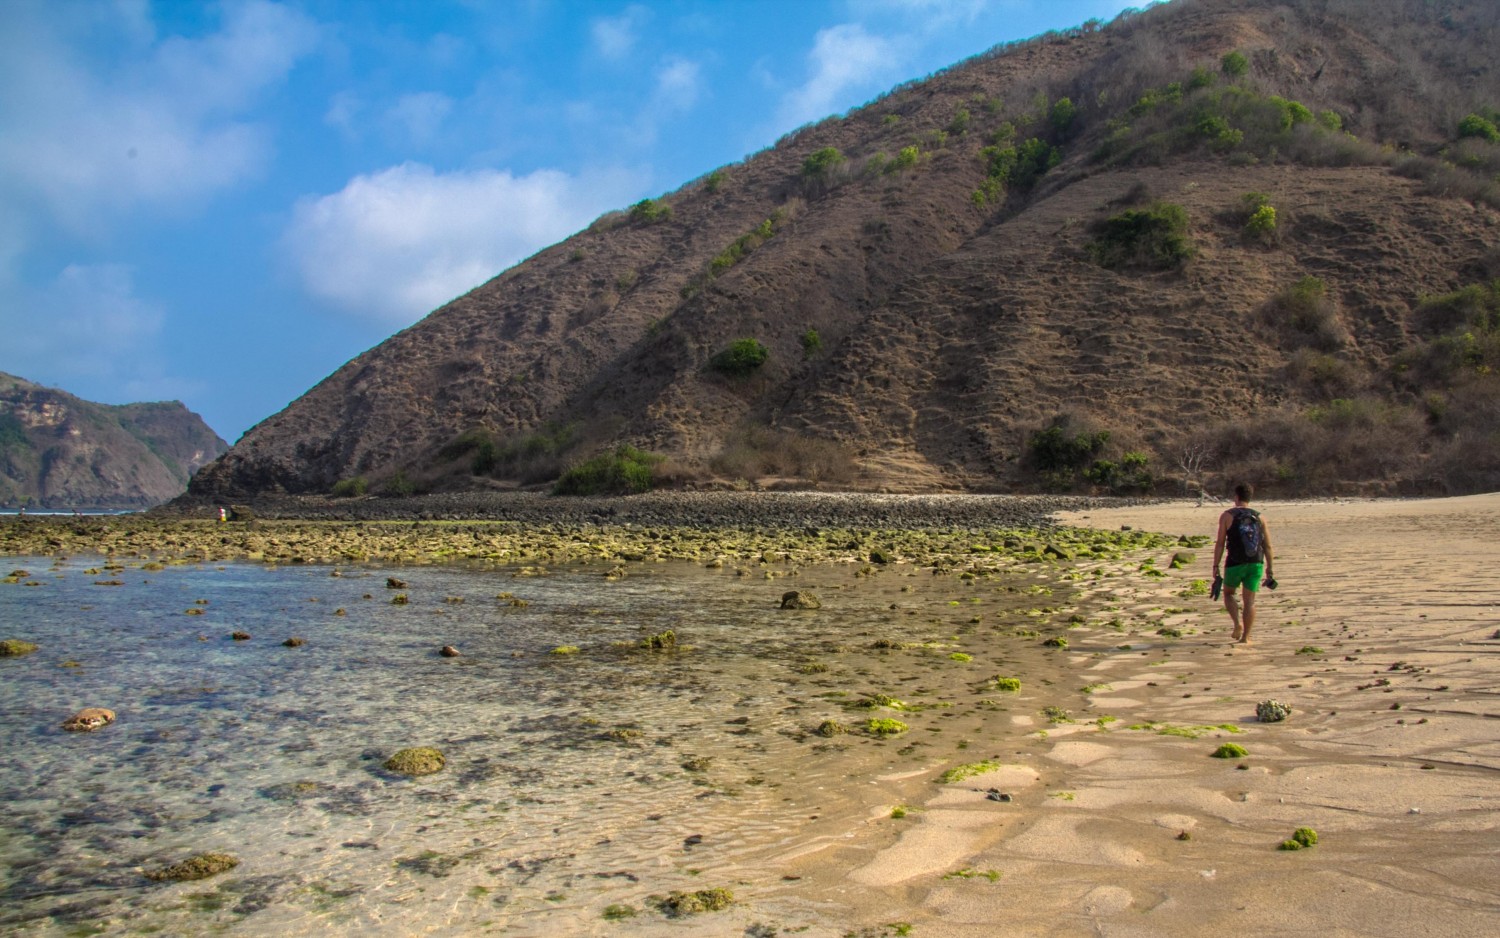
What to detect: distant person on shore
<box><xmin>218</xmin><ymin>507</ymin><xmax>227</xmax><ymax>523</ymax></box>
<box><xmin>1212</xmin><ymin>482</ymin><xmax>1275</xmax><ymax>644</ymax></box>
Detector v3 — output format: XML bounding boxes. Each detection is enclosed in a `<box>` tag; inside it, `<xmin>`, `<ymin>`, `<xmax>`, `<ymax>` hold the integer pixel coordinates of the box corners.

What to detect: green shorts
<box><xmin>1223</xmin><ymin>563</ymin><xmax>1263</xmax><ymax>592</ymax></box>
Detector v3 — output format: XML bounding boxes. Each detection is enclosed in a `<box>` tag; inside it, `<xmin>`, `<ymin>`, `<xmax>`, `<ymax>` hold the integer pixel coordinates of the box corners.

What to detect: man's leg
<box><xmin>1224</xmin><ymin>588</ymin><xmax>1242</xmax><ymax>640</ymax></box>
<box><xmin>1238</xmin><ymin>587</ymin><xmax>1256</xmax><ymax>644</ymax></box>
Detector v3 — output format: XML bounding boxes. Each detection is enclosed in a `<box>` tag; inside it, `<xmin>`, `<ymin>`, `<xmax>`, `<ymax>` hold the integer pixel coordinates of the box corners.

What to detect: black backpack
<box><xmin>1227</xmin><ymin>508</ymin><xmax>1264</xmax><ymax>564</ymax></box>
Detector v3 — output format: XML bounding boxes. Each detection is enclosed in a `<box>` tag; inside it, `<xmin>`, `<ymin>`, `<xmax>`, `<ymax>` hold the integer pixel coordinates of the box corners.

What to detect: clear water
<box><xmin>1</xmin><ymin>555</ymin><xmax>1071</xmax><ymax>936</ymax></box>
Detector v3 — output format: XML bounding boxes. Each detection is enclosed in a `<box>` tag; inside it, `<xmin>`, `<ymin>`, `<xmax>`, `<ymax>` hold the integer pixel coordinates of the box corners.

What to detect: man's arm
<box><xmin>1212</xmin><ymin>510</ymin><xmax>1231</xmax><ymax>575</ymax></box>
<box><xmin>1261</xmin><ymin>519</ymin><xmax>1274</xmax><ymax>577</ymax></box>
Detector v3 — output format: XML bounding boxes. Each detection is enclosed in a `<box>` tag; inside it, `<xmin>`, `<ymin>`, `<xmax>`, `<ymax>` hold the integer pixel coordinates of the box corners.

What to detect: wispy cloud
<box><xmin>590</xmin><ymin>5</ymin><xmax>651</xmax><ymax>61</ymax></box>
<box><xmin>281</xmin><ymin>162</ymin><xmax>646</xmax><ymax>325</ymax></box>
<box><xmin>0</xmin><ymin>0</ymin><xmax>319</xmax><ymax>235</ymax></box>
<box><xmin>776</xmin><ymin>23</ymin><xmax>895</xmax><ymax>130</ymax></box>
<box><xmin>653</xmin><ymin>56</ymin><xmax>702</xmax><ymax>113</ymax></box>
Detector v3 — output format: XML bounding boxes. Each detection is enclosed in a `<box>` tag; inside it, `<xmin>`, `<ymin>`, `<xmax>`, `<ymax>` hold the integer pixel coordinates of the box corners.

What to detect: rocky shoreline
<box><xmin>2</xmin><ymin>492</ymin><xmax>1179</xmax><ymax>569</ymax></box>
<box><xmin>158</xmin><ymin>490</ymin><xmax>1150</xmax><ymax>530</ymax></box>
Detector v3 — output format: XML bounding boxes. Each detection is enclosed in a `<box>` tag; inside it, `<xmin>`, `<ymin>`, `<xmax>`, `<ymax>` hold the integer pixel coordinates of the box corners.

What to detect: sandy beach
<box><xmin>759</xmin><ymin>494</ymin><xmax>1500</xmax><ymax>937</ymax></box>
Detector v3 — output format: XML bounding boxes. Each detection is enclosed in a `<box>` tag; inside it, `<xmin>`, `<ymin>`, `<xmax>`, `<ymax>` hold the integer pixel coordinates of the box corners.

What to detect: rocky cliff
<box><xmin>0</xmin><ymin>373</ymin><xmax>227</xmax><ymax>509</ymax></box>
<box><xmin>188</xmin><ymin>0</ymin><xmax>1500</xmax><ymax>499</ymax></box>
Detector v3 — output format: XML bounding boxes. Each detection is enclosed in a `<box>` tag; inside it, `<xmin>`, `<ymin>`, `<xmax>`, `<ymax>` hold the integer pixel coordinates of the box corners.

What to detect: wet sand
<box><xmin>752</xmin><ymin>494</ymin><xmax>1500</xmax><ymax>937</ymax></box>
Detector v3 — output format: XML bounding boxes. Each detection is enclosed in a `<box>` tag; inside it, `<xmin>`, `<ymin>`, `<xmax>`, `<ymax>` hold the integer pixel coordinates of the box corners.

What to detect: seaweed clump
<box><xmin>641</xmin><ymin>629</ymin><xmax>677</xmax><ymax>650</ymax></box>
<box><xmin>1210</xmin><ymin>742</ymin><xmax>1248</xmax><ymax>759</ymax></box>
<box><xmin>655</xmin><ymin>887</ymin><xmax>734</xmax><ymax>917</ymax></box>
<box><xmin>1256</xmin><ymin>700</ymin><xmax>1292</xmax><ymax>722</ymax></box>
<box><xmin>145</xmin><ymin>852</ymin><xmax>240</xmax><ymax>882</ymax></box>
<box><xmin>384</xmin><ymin>747</ymin><xmax>446</xmax><ymax>776</ymax></box>
<box><xmin>1279</xmin><ymin>827</ymin><xmax>1319</xmax><ymax>850</ymax></box>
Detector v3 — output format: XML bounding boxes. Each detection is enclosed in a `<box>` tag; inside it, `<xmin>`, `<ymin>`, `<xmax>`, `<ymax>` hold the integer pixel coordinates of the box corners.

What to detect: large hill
<box><xmin>0</xmin><ymin>373</ymin><xmax>227</xmax><ymax>510</ymax></box>
<box><xmin>190</xmin><ymin>0</ymin><xmax>1500</xmax><ymax>501</ymax></box>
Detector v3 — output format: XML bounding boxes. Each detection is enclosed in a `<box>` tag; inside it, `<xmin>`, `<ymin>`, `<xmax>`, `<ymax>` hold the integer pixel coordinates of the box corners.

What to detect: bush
<box><xmin>1458</xmin><ymin>113</ymin><xmax>1500</xmax><ymax>143</ymax></box>
<box><xmin>802</xmin><ymin>146</ymin><xmax>846</xmax><ymax>177</ymax></box>
<box><xmin>890</xmin><ymin>145</ymin><xmax>921</xmax><ymax>171</ymax></box>
<box><xmin>1221</xmin><ymin>50</ymin><xmax>1248</xmax><ymax>78</ymax></box>
<box><xmin>800</xmin><ymin>329</ymin><xmax>823</xmax><ymax>358</ymax></box>
<box><xmin>628</xmin><ymin>198</ymin><xmax>672</xmax><ymax>225</ymax></box>
<box><xmin>1243</xmin><ymin>204</ymin><xmax>1277</xmax><ymax>243</ymax></box>
<box><xmin>1266</xmin><ymin>277</ymin><xmax>1346</xmax><ymax>351</ymax></box>
<box><xmin>710</xmin><ymin>338</ymin><xmax>769</xmax><ymax>376</ymax></box>
<box><xmin>1087</xmin><ymin>201</ymin><xmax>1194</xmax><ymax>271</ymax></box>
<box><xmin>1050</xmin><ymin>97</ymin><xmax>1077</xmax><ymax>135</ymax></box>
<box><xmin>331</xmin><ymin>477</ymin><xmax>367</xmax><ymax>498</ymax></box>
<box><xmin>552</xmin><ymin>446</ymin><xmax>663</xmax><ymax>496</ymax></box>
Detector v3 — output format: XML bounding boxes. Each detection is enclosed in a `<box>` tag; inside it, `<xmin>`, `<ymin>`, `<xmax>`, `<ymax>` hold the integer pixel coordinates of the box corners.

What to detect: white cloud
<box><xmin>0</xmin><ymin>0</ymin><xmax>319</xmax><ymax>234</ymax></box>
<box><xmin>281</xmin><ymin>162</ymin><xmax>646</xmax><ymax>325</ymax></box>
<box><xmin>590</xmin><ymin>5</ymin><xmax>651</xmax><ymax>60</ymax></box>
<box><xmin>777</xmin><ymin>24</ymin><xmax>894</xmax><ymax>130</ymax></box>
<box><xmin>653</xmin><ymin>57</ymin><xmax>702</xmax><ymax>113</ymax></box>
<box><xmin>0</xmin><ymin>263</ymin><xmax>198</xmax><ymax>404</ymax></box>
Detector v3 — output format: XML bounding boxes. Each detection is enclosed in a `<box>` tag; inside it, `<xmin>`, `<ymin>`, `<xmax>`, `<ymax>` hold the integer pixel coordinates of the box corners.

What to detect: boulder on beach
<box><xmin>439</xmin><ymin>645</ymin><xmax>460</xmax><ymax>657</ymax></box>
<box><xmin>283</xmin><ymin>637</ymin><xmax>305</xmax><ymax>647</ymax></box>
<box><xmin>62</xmin><ymin>708</ymin><xmax>116</xmax><ymax>732</ymax></box>
<box><xmin>384</xmin><ymin>747</ymin><xmax>446</xmax><ymax>776</ymax></box>
<box><xmin>780</xmin><ymin>590</ymin><xmax>822</xmax><ymax>610</ymax></box>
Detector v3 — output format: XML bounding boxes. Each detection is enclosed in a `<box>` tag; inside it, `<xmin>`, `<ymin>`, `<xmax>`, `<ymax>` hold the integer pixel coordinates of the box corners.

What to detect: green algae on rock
<box><xmin>816</xmin><ymin>720</ymin><xmax>848</xmax><ymax>737</ymax></box>
<box><xmin>780</xmin><ymin>589</ymin><xmax>821</xmax><ymax>609</ymax></box>
<box><xmin>655</xmin><ymin>887</ymin><xmax>734</xmax><ymax>917</ymax></box>
<box><xmin>1256</xmin><ymin>699</ymin><xmax>1292</xmax><ymax>722</ymax></box>
<box><xmin>937</xmin><ymin>759</ymin><xmax>1001</xmax><ymax>783</ymax></box>
<box><xmin>1279</xmin><ymin>827</ymin><xmax>1319</xmax><ymax>850</ymax></box>
<box><xmin>145</xmin><ymin>852</ymin><xmax>240</xmax><ymax>882</ymax></box>
<box><xmin>640</xmin><ymin>629</ymin><xmax>677</xmax><ymax>650</ymax></box>
<box><xmin>866</xmin><ymin>718</ymin><xmax>909</xmax><ymax>737</ymax></box>
<box><xmin>1</xmin><ymin>638</ymin><xmax>40</xmax><ymax>657</ymax></box>
<box><xmin>384</xmin><ymin>747</ymin><xmax>446</xmax><ymax>776</ymax></box>
<box><xmin>1210</xmin><ymin>742</ymin><xmax>1248</xmax><ymax>758</ymax></box>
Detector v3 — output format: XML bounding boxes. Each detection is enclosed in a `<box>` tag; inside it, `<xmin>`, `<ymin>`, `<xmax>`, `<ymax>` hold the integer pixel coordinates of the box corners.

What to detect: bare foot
<box><xmin>1236</xmin><ymin>638</ymin><xmax>1252</xmax><ymax>645</ymax></box>
<box><xmin>1231</xmin><ymin>629</ymin><xmax>1242</xmax><ymax>642</ymax></box>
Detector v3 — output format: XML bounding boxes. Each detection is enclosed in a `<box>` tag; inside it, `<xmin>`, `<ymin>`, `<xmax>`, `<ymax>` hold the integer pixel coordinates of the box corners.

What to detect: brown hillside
<box><xmin>189</xmin><ymin>0</ymin><xmax>1500</xmax><ymax>501</ymax></box>
<box><xmin>1</xmin><ymin>373</ymin><xmax>228</xmax><ymax>509</ymax></box>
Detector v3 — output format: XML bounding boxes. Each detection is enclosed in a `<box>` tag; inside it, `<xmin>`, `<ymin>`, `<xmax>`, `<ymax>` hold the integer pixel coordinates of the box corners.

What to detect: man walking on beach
<box><xmin>1212</xmin><ymin>482</ymin><xmax>1275</xmax><ymax>644</ymax></box>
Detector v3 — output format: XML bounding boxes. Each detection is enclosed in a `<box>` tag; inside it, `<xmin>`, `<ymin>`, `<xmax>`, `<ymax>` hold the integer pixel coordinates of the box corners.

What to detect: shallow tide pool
<box><xmin>1</xmin><ymin>554</ymin><xmax>1080</xmax><ymax>936</ymax></box>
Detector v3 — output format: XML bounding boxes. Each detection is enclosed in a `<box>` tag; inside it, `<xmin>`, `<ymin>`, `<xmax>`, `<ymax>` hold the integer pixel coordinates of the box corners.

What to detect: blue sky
<box><xmin>0</xmin><ymin>0</ymin><xmax>1140</xmax><ymax>442</ymax></box>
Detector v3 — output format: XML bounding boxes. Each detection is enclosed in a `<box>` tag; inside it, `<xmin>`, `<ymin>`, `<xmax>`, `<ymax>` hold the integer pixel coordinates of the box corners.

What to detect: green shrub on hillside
<box><xmin>802</xmin><ymin>146</ymin><xmax>847</xmax><ymax>178</ymax></box>
<box><xmin>1050</xmin><ymin>97</ymin><xmax>1077</xmax><ymax>134</ymax></box>
<box><xmin>710</xmin><ymin>338</ymin><xmax>769</xmax><ymax>377</ymax></box>
<box><xmin>1244</xmin><ymin>204</ymin><xmax>1277</xmax><ymax>243</ymax></box>
<box><xmin>1087</xmin><ymin>202</ymin><xmax>1193</xmax><ymax>271</ymax></box>
<box><xmin>800</xmin><ymin>329</ymin><xmax>823</xmax><ymax>358</ymax></box>
<box><xmin>1396</xmin><ymin>284</ymin><xmax>1500</xmax><ymax>384</ymax></box>
<box><xmin>973</xmin><ymin>137</ymin><xmax>1059</xmax><ymax>205</ymax></box>
<box><xmin>890</xmin><ymin>145</ymin><xmax>921</xmax><ymax>172</ymax></box>
<box><xmin>552</xmin><ymin>446</ymin><xmax>663</xmax><ymax>496</ymax></box>
<box><xmin>629</xmin><ymin>199</ymin><xmax>672</xmax><ymax>225</ymax></box>
<box><xmin>1028</xmin><ymin>416</ymin><xmax>1118</xmax><ymax>490</ymax></box>
<box><xmin>1221</xmin><ymin>50</ymin><xmax>1249</xmax><ymax>77</ymax></box>
<box><xmin>948</xmin><ymin>107</ymin><xmax>972</xmax><ymax>136</ymax></box>
<box><xmin>1458</xmin><ymin>112</ymin><xmax>1500</xmax><ymax>143</ymax></box>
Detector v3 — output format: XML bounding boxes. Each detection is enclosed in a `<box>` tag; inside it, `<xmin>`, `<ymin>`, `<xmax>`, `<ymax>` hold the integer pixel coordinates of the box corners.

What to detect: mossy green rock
<box><xmin>146</xmin><ymin>852</ymin><xmax>240</xmax><ymax>882</ymax></box>
<box><xmin>780</xmin><ymin>590</ymin><xmax>821</xmax><ymax>609</ymax></box>
<box><xmin>1170</xmin><ymin>551</ymin><xmax>1197</xmax><ymax>568</ymax></box>
<box><xmin>1</xmin><ymin>639</ymin><xmax>40</xmax><ymax>657</ymax></box>
<box><xmin>658</xmin><ymin>887</ymin><xmax>734</xmax><ymax>916</ymax></box>
<box><xmin>1210</xmin><ymin>742</ymin><xmax>1248</xmax><ymax>759</ymax></box>
<box><xmin>384</xmin><ymin>747</ymin><xmax>446</xmax><ymax>776</ymax></box>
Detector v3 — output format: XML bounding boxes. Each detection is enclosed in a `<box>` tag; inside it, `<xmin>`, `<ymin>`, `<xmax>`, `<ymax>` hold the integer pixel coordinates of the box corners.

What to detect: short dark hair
<box><xmin>1234</xmin><ymin>481</ymin><xmax>1254</xmax><ymax>502</ymax></box>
